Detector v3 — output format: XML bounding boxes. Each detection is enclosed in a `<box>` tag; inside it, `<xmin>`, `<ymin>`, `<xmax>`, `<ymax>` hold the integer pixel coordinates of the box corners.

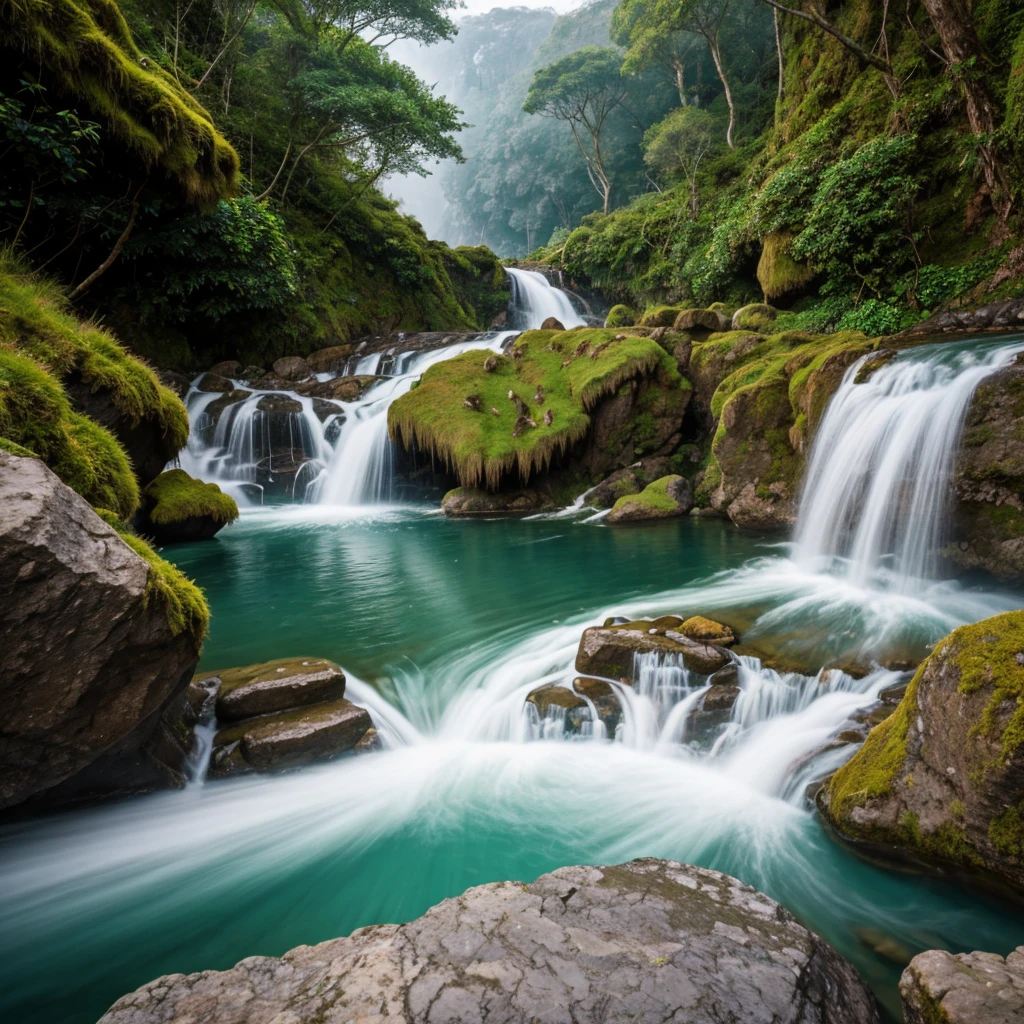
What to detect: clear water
<box><xmin>1</xmin><ymin>511</ymin><xmax>1023</xmax><ymax>1024</ymax></box>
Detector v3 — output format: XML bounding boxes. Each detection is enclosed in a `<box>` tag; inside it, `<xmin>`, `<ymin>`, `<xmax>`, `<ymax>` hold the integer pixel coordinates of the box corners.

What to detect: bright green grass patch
<box><xmin>389</xmin><ymin>329</ymin><xmax>682</xmax><ymax>489</ymax></box>
<box><xmin>0</xmin><ymin>345</ymin><xmax>139</xmax><ymax>516</ymax></box>
<box><xmin>143</xmin><ymin>469</ymin><xmax>238</xmax><ymax>526</ymax></box>
<box><xmin>119</xmin><ymin>530</ymin><xmax>209</xmax><ymax>645</ymax></box>
<box><xmin>0</xmin><ymin>252</ymin><xmax>189</xmax><ymax>450</ymax></box>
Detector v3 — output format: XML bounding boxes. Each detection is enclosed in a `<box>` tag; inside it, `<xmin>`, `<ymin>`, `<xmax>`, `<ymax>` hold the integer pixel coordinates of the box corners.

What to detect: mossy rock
<box><xmin>604</xmin><ymin>304</ymin><xmax>638</xmax><ymax>328</ymax></box>
<box><xmin>198</xmin><ymin>657</ymin><xmax>347</xmax><ymax>721</ymax></box>
<box><xmin>673</xmin><ymin>309</ymin><xmax>728</xmax><ymax>333</ymax></box>
<box><xmin>757</xmin><ymin>231</ymin><xmax>815</xmax><ymax>303</ymax></box>
<box><xmin>731</xmin><ymin>304</ymin><xmax>779</xmax><ymax>333</ymax></box>
<box><xmin>819</xmin><ymin>610</ymin><xmax>1024</xmax><ymax>894</ymax></box>
<box><xmin>606</xmin><ymin>475</ymin><xmax>693</xmax><ymax>523</ymax></box>
<box><xmin>638</xmin><ymin>306</ymin><xmax>682</xmax><ymax>328</ymax></box>
<box><xmin>679</xmin><ymin>616</ymin><xmax>736</xmax><ymax>646</ymax></box>
<box><xmin>389</xmin><ymin>329</ymin><xmax>683</xmax><ymax>491</ymax></box>
<box><xmin>136</xmin><ymin>469</ymin><xmax>238</xmax><ymax>544</ymax></box>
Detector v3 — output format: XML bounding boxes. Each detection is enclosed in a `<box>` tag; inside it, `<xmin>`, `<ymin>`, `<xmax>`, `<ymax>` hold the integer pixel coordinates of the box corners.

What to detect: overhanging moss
<box><xmin>0</xmin><ymin>344</ymin><xmax>139</xmax><ymax>517</ymax></box>
<box><xmin>0</xmin><ymin>251</ymin><xmax>189</xmax><ymax>451</ymax></box>
<box><xmin>389</xmin><ymin>328</ymin><xmax>682</xmax><ymax>489</ymax></box>
<box><xmin>0</xmin><ymin>0</ymin><xmax>238</xmax><ymax>206</ymax></box>
<box><xmin>143</xmin><ymin>469</ymin><xmax>238</xmax><ymax>526</ymax></box>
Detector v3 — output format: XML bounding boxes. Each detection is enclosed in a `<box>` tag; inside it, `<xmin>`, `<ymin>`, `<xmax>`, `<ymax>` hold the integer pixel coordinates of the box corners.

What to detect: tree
<box><xmin>523</xmin><ymin>48</ymin><xmax>628</xmax><ymax>214</ymax></box>
<box><xmin>611</xmin><ymin>0</ymin><xmax>740</xmax><ymax>148</ymax></box>
<box><xmin>642</xmin><ymin>106</ymin><xmax>718</xmax><ymax>217</ymax></box>
<box><xmin>612</xmin><ymin>0</ymin><xmax>704</xmax><ymax>105</ymax></box>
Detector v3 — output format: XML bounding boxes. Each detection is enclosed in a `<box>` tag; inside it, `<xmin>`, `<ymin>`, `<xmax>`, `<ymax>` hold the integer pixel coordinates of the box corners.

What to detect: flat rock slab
<box><xmin>901</xmin><ymin>946</ymin><xmax>1024</xmax><ymax>1024</ymax></box>
<box><xmin>205</xmin><ymin>657</ymin><xmax>347</xmax><ymax>720</ymax></box>
<box><xmin>98</xmin><ymin>858</ymin><xmax>878</xmax><ymax>1024</ymax></box>
<box><xmin>577</xmin><ymin>622</ymin><xmax>730</xmax><ymax>679</ymax></box>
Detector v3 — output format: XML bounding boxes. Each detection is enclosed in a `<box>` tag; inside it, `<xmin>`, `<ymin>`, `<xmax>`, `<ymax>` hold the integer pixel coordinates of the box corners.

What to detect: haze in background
<box><xmin>386</xmin><ymin>3</ymin><xmax>580</xmax><ymax>244</ymax></box>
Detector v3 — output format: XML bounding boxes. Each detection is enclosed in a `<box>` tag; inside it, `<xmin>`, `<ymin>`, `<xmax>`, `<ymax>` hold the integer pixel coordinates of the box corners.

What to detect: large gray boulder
<box><xmin>0</xmin><ymin>453</ymin><xmax>202</xmax><ymax>809</ymax></box>
<box><xmin>901</xmin><ymin>946</ymin><xmax>1024</xmax><ymax>1024</ymax></box>
<box><xmin>98</xmin><ymin>858</ymin><xmax>878</xmax><ymax>1024</ymax></box>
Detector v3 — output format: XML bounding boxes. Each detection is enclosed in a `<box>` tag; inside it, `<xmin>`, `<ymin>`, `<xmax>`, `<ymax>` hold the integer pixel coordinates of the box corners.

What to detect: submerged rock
<box><xmin>606</xmin><ymin>474</ymin><xmax>693</xmax><ymax>523</ymax></box>
<box><xmin>900</xmin><ymin>945</ymin><xmax>1024</xmax><ymax>1024</ymax></box>
<box><xmin>0</xmin><ymin>453</ymin><xmax>202</xmax><ymax>810</ymax></box>
<box><xmin>576</xmin><ymin>621</ymin><xmax>730</xmax><ymax>679</ymax></box>
<box><xmin>441</xmin><ymin>487</ymin><xmax>555</xmax><ymax>517</ymax></box>
<box><xmin>98</xmin><ymin>858</ymin><xmax>878</xmax><ymax>1024</ymax></box>
<box><xmin>818</xmin><ymin>610</ymin><xmax>1024</xmax><ymax>894</ymax></box>
<box><xmin>524</xmin><ymin>679</ymin><xmax>625</xmax><ymax>736</ymax></box>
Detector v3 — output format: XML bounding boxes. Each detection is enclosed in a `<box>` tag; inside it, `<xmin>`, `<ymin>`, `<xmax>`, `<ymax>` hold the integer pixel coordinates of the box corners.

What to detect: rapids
<box><xmin>2</xmin><ymin>334</ymin><xmax>1024</xmax><ymax>1024</ymax></box>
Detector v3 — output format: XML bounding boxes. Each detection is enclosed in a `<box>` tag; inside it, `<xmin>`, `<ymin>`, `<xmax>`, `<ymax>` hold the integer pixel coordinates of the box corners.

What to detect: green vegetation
<box><xmin>119</xmin><ymin>529</ymin><xmax>209</xmax><ymax>645</ymax></box>
<box><xmin>604</xmin><ymin>304</ymin><xmax>637</xmax><ymax>327</ymax></box>
<box><xmin>142</xmin><ymin>469</ymin><xmax>239</xmax><ymax>526</ymax></box>
<box><xmin>989</xmin><ymin>802</ymin><xmax>1024</xmax><ymax>862</ymax></box>
<box><xmin>609</xmin><ymin>475</ymin><xmax>683</xmax><ymax>516</ymax></box>
<box><xmin>389</xmin><ymin>328</ymin><xmax>684</xmax><ymax>489</ymax></box>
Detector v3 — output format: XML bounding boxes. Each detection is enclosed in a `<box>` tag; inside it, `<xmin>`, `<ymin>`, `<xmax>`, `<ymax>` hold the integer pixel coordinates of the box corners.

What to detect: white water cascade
<box><xmin>177</xmin><ymin>268</ymin><xmax>589</xmax><ymax>506</ymax></box>
<box><xmin>795</xmin><ymin>341</ymin><xmax>1024</xmax><ymax>588</ymax></box>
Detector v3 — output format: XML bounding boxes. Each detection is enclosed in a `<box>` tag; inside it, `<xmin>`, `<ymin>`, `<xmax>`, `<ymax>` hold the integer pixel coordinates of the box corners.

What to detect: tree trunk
<box><xmin>920</xmin><ymin>0</ymin><xmax>1011</xmax><ymax>219</ymax></box>
<box><xmin>774</xmin><ymin>8</ymin><xmax>784</xmax><ymax>103</ymax></box>
<box><xmin>705</xmin><ymin>35</ymin><xmax>735</xmax><ymax>148</ymax></box>
<box><xmin>673</xmin><ymin>57</ymin><xmax>686</xmax><ymax>105</ymax></box>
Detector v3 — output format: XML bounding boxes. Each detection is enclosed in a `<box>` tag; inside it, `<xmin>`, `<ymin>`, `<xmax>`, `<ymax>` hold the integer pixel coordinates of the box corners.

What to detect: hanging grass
<box><xmin>389</xmin><ymin>328</ymin><xmax>683</xmax><ymax>490</ymax></box>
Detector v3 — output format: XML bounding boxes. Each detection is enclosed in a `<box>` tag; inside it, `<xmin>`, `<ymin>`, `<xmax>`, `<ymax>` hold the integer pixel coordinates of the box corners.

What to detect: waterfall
<box><xmin>794</xmin><ymin>341</ymin><xmax>1023</xmax><ymax>588</ymax></box>
<box><xmin>505</xmin><ymin>267</ymin><xmax>586</xmax><ymax>330</ymax></box>
<box><xmin>176</xmin><ymin>269</ymin><xmax>587</xmax><ymax>506</ymax></box>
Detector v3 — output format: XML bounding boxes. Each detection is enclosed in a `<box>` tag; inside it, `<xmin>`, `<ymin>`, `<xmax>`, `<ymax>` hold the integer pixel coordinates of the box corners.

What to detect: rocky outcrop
<box><xmin>134</xmin><ymin>469</ymin><xmax>238</xmax><ymax>545</ymax></box>
<box><xmin>900</xmin><ymin>946</ymin><xmax>1024</xmax><ymax>1024</ymax></box>
<box><xmin>818</xmin><ymin>611</ymin><xmax>1024</xmax><ymax>894</ymax></box>
<box><xmin>98</xmin><ymin>858</ymin><xmax>879</xmax><ymax>1024</ymax></box>
<box><xmin>525</xmin><ymin>678</ymin><xmax>624</xmax><ymax>735</ymax></box>
<box><xmin>0</xmin><ymin>453</ymin><xmax>203</xmax><ymax>810</ymax></box>
<box><xmin>606</xmin><ymin>474</ymin><xmax>693</xmax><ymax>523</ymax></box>
<box><xmin>576</xmin><ymin>617</ymin><xmax>731</xmax><ymax>679</ymax></box>
<box><xmin>441</xmin><ymin>487</ymin><xmax>555</xmax><ymax>517</ymax></box>
<box><xmin>201</xmin><ymin>657</ymin><xmax>378</xmax><ymax>777</ymax></box>
<box><xmin>901</xmin><ymin>299</ymin><xmax>1024</xmax><ymax>338</ymax></box>
<box><xmin>948</xmin><ymin>355</ymin><xmax>1024</xmax><ymax>580</ymax></box>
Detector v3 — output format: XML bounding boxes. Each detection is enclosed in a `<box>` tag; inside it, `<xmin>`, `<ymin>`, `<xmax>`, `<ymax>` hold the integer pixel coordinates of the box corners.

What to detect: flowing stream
<box><xmin>2</xmin><ymin>335</ymin><xmax>1023</xmax><ymax>1024</ymax></box>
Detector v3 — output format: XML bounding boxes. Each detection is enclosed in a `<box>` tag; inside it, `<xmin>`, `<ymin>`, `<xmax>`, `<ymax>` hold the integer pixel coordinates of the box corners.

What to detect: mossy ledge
<box><xmin>388</xmin><ymin>328</ymin><xmax>684</xmax><ymax>490</ymax></box>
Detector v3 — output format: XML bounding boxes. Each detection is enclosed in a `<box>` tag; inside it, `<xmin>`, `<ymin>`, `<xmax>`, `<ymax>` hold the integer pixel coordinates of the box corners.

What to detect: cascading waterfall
<box><xmin>176</xmin><ymin>268</ymin><xmax>588</xmax><ymax>506</ymax></box>
<box><xmin>794</xmin><ymin>341</ymin><xmax>1024</xmax><ymax>588</ymax></box>
<box><xmin>505</xmin><ymin>266</ymin><xmax>587</xmax><ymax>330</ymax></box>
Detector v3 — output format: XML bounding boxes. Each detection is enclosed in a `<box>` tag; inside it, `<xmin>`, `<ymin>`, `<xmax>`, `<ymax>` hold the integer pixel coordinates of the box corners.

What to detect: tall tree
<box><xmin>612</xmin><ymin>0</ymin><xmax>703</xmax><ymax>105</ymax></box>
<box><xmin>642</xmin><ymin>105</ymin><xmax>718</xmax><ymax>217</ymax></box>
<box><xmin>523</xmin><ymin>47</ymin><xmax>628</xmax><ymax>214</ymax></box>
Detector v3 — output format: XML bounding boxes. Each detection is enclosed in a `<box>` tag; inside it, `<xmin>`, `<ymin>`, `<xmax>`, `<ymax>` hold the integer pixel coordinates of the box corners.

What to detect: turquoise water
<box><xmin>1</xmin><ymin>509</ymin><xmax>1023</xmax><ymax>1024</ymax></box>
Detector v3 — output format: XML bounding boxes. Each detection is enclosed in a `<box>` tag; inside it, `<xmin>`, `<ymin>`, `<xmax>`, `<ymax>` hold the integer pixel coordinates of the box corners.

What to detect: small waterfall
<box><xmin>178</xmin><ymin>269</ymin><xmax>588</xmax><ymax>506</ymax></box>
<box><xmin>505</xmin><ymin>267</ymin><xmax>586</xmax><ymax>330</ymax></box>
<box><xmin>794</xmin><ymin>341</ymin><xmax>1024</xmax><ymax>589</ymax></box>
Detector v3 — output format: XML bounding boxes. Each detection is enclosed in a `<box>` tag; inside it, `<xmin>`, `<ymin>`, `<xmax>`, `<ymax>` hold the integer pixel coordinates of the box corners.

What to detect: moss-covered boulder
<box><xmin>637</xmin><ymin>305</ymin><xmax>682</xmax><ymax>327</ymax></box>
<box><xmin>948</xmin><ymin>357</ymin><xmax>1024</xmax><ymax>581</ymax></box>
<box><xmin>606</xmin><ymin>475</ymin><xmax>693</xmax><ymax>523</ymax></box>
<box><xmin>690</xmin><ymin>330</ymin><xmax>875</xmax><ymax>528</ymax></box>
<box><xmin>673</xmin><ymin>308</ymin><xmax>729</xmax><ymax>333</ymax></box>
<box><xmin>389</xmin><ymin>329</ymin><xmax>689</xmax><ymax>493</ymax></box>
<box><xmin>756</xmin><ymin>231</ymin><xmax>815</xmax><ymax>302</ymax></box>
<box><xmin>576</xmin><ymin>620</ymin><xmax>730</xmax><ymax>680</ymax></box>
<box><xmin>679</xmin><ymin>616</ymin><xmax>737</xmax><ymax>646</ymax></box>
<box><xmin>0</xmin><ymin>452</ymin><xmax>207</xmax><ymax>810</ymax></box>
<box><xmin>818</xmin><ymin>611</ymin><xmax>1024</xmax><ymax>895</ymax></box>
<box><xmin>604</xmin><ymin>304</ymin><xmax>637</xmax><ymax>328</ymax></box>
<box><xmin>731</xmin><ymin>304</ymin><xmax>779</xmax><ymax>333</ymax></box>
<box><xmin>584</xmin><ymin>456</ymin><xmax>674</xmax><ymax>508</ymax></box>
<box><xmin>136</xmin><ymin>469</ymin><xmax>238</xmax><ymax>544</ymax></box>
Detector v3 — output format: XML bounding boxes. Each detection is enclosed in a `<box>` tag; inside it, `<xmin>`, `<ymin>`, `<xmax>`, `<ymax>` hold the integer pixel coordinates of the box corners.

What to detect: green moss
<box><xmin>989</xmin><ymin>802</ymin><xmax>1024</xmax><ymax>862</ymax></box>
<box><xmin>943</xmin><ymin>610</ymin><xmax>1024</xmax><ymax>764</ymax></box>
<box><xmin>143</xmin><ymin>469</ymin><xmax>238</xmax><ymax>526</ymax></box>
<box><xmin>0</xmin><ymin>435</ymin><xmax>37</xmax><ymax>457</ymax></box>
<box><xmin>637</xmin><ymin>306</ymin><xmax>681</xmax><ymax>327</ymax></box>
<box><xmin>388</xmin><ymin>329</ymin><xmax>681</xmax><ymax>489</ymax></box>
<box><xmin>0</xmin><ymin>252</ymin><xmax>189</xmax><ymax>451</ymax></box>
<box><xmin>0</xmin><ymin>0</ymin><xmax>237</xmax><ymax>206</ymax></box>
<box><xmin>826</xmin><ymin>667</ymin><xmax>919</xmax><ymax>829</ymax></box>
<box><xmin>605</xmin><ymin>304</ymin><xmax>638</xmax><ymax>328</ymax></box>
<box><xmin>0</xmin><ymin>345</ymin><xmax>139</xmax><ymax>517</ymax></box>
<box><xmin>610</xmin><ymin>475</ymin><xmax>682</xmax><ymax>516</ymax></box>
<box><xmin>119</xmin><ymin>530</ymin><xmax>208</xmax><ymax>645</ymax></box>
